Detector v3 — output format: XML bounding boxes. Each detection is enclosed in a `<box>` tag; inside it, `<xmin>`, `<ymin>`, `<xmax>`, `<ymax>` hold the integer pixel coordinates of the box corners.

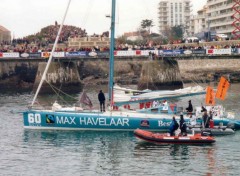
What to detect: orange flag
<box><xmin>215</xmin><ymin>77</ymin><xmax>230</xmax><ymax>100</ymax></box>
<box><xmin>205</xmin><ymin>86</ymin><xmax>215</xmax><ymax>105</ymax></box>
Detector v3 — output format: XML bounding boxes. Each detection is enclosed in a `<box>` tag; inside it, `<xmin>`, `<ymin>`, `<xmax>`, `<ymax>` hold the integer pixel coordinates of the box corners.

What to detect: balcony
<box><xmin>209</xmin><ymin>11</ymin><xmax>233</xmax><ymax>20</ymax></box>
<box><xmin>207</xmin><ymin>0</ymin><xmax>229</xmax><ymax>6</ymax></box>
<box><xmin>159</xmin><ymin>14</ymin><xmax>168</xmax><ymax>17</ymax></box>
<box><xmin>159</xmin><ymin>19</ymin><xmax>168</xmax><ymax>22</ymax></box>
<box><xmin>210</xmin><ymin>20</ymin><xmax>233</xmax><ymax>28</ymax></box>
<box><xmin>208</xmin><ymin>3</ymin><xmax>233</xmax><ymax>13</ymax></box>
<box><xmin>215</xmin><ymin>27</ymin><xmax>234</xmax><ymax>34</ymax></box>
<box><xmin>159</xmin><ymin>10</ymin><xmax>168</xmax><ymax>13</ymax></box>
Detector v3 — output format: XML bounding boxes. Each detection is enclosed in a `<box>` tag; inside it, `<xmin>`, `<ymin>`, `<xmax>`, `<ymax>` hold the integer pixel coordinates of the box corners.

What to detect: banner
<box><xmin>41</xmin><ymin>52</ymin><xmax>65</xmax><ymax>58</ymax></box>
<box><xmin>87</xmin><ymin>51</ymin><xmax>98</xmax><ymax>57</ymax></box>
<box><xmin>205</xmin><ymin>86</ymin><xmax>215</xmax><ymax>105</ymax></box>
<box><xmin>115</xmin><ymin>50</ymin><xmax>136</xmax><ymax>56</ymax></box>
<box><xmin>2</xmin><ymin>52</ymin><xmax>20</xmax><ymax>58</ymax></box>
<box><xmin>96</xmin><ymin>51</ymin><xmax>109</xmax><ymax>57</ymax></box>
<box><xmin>28</xmin><ymin>53</ymin><xmax>42</xmax><ymax>58</ymax></box>
<box><xmin>207</xmin><ymin>49</ymin><xmax>231</xmax><ymax>55</ymax></box>
<box><xmin>20</xmin><ymin>53</ymin><xmax>41</xmax><ymax>58</ymax></box>
<box><xmin>183</xmin><ymin>50</ymin><xmax>192</xmax><ymax>55</ymax></box>
<box><xmin>215</xmin><ymin>77</ymin><xmax>230</xmax><ymax>100</ymax></box>
<box><xmin>65</xmin><ymin>51</ymin><xmax>87</xmax><ymax>57</ymax></box>
<box><xmin>232</xmin><ymin>48</ymin><xmax>238</xmax><ymax>54</ymax></box>
<box><xmin>140</xmin><ymin>50</ymin><xmax>158</xmax><ymax>56</ymax></box>
<box><xmin>192</xmin><ymin>49</ymin><xmax>206</xmax><ymax>54</ymax></box>
<box><xmin>159</xmin><ymin>50</ymin><xmax>183</xmax><ymax>56</ymax></box>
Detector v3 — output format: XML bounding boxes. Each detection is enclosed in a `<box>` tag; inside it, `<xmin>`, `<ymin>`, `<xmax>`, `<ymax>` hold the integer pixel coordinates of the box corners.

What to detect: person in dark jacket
<box><xmin>98</xmin><ymin>90</ymin><xmax>105</xmax><ymax>112</ymax></box>
<box><xmin>202</xmin><ymin>110</ymin><xmax>210</xmax><ymax>128</ymax></box>
<box><xmin>186</xmin><ymin>100</ymin><xmax>193</xmax><ymax>113</ymax></box>
<box><xmin>179</xmin><ymin>115</ymin><xmax>187</xmax><ymax>136</ymax></box>
<box><xmin>169</xmin><ymin>116</ymin><xmax>179</xmax><ymax>136</ymax></box>
<box><xmin>201</xmin><ymin>105</ymin><xmax>207</xmax><ymax>112</ymax></box>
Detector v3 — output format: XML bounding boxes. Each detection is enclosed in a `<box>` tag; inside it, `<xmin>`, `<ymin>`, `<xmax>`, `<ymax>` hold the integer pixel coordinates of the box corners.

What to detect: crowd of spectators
<box><xmin>0</xmin><ymin>22</ymin><xmax>240</xmax><ymax>53</ymax></box>
<box><xmin>0</xmin><ymin>22</ymin><xmax>112</xmax><ymax>53</ymax></box>
<box><xmin>115</xmin><ymin>42</ymin><xmax>240</xmax><ymax>51</ymax></box>
<box><xmin>1</xmin><ymin>40</ymin><xmax>240</xmax><ymax>54</ymax></box>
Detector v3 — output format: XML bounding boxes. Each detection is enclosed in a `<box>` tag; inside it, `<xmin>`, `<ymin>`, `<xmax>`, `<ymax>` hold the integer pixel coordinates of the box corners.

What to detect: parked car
<box><xmin>184</xmin><ymin>37</ymin><xmax>199</xmax><ymax>43</ymax></box>
<box><xmin>215</xmin><ymin>34</ymin><xmax>229</xmax><ymax>40</ymax></box>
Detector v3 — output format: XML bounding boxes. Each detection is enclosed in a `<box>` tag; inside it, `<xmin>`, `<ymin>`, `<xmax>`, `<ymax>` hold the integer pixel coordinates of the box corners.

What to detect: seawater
<box><xmin>1</xmin><ymin>84</ymin><xmax>240</xmax><ymax>176</ymax></box>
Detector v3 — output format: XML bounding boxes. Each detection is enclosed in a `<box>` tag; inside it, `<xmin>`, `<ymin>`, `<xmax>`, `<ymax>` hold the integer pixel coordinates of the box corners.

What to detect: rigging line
<box><xmin>31</xmin><ymin>100</ymin><xmax>45</xmax><ymax>110</ymax></box>
<box><xmin>45</xmin><ymin>81</ymin><xmax>73</xmax><ymax>106</ymax></box>
<box><xmin>55</xmin><ymin>57</ymin><xmax>74</xmax><ymax>98</ymax></box>
<box><xmin>45</xmin><ymin>80</ymin><xmax>79</xmax><ymax>102</ymax></box>
<box><xmin>180</xmin><ymin>59</ymin><xmax>204</xmax><ymax>86</ymax></box>
<box><xmin>165</xmin><ymin>58</ymin><xmax>206</xmax><ymax>105</ymax></box>
<box><xmin>141</xmin><ymin>0</ymin><xmax>156</xmax><ymax>26</ymax></box>
<box><xmin>164</xmin><ymin>58</ymin><xmax>188</xmax><ymax>87</ymax></box>
<box><xmin>81</xmin><ymin>0</ymin><xmax>96</xmax><ymax>31</ymax></box>
<box><xmin>171</xmin><ymin>57</ymin><xmax>203</xmax><ymax>87</ymax></box>
<box><xmin>188</xmin><ymin>72</ymin><xmax>203</xmax><ymax>87</ymax></box>
<box><xmin>46</xmin><ymin>81</ymin><xmax>78</xmax><ymax>105</ymax></box>
<box><xmin>31</xmin><ymin>0</ymin><xmax>72</xmax><ymax>107</ymax></box>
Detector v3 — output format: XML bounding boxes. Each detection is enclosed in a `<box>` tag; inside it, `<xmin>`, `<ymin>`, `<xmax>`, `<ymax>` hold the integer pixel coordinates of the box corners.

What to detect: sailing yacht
<box><xmin>23</xmin><ymin>0</ymin><xmax>240</xmax><ymax>131</ymax></box>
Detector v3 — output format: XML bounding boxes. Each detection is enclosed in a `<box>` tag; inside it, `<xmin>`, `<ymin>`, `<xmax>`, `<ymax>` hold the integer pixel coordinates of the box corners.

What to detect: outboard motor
<box><xmin>201</xmin><ymin>129</ymin><xmax>213</xmax><ymax>136</ymax></box>
<box><xmin>227</xmin><ymin>122</ymin><xmax>235</xmax><ymax>130</ymax></box>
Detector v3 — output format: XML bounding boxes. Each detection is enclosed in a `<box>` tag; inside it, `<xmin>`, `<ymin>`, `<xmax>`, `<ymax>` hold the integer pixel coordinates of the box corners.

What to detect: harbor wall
<box><xmin>0</xmin><ymin>58</ymin><xmax>240</xmax><ymax>93</ymax></box>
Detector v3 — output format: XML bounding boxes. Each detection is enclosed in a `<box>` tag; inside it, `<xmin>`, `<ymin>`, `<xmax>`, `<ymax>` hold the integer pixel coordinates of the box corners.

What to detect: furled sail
<box><xmin>114</xmin><ymin>85</ymin><xmax>206</xmax><ymax>106</ymax></box>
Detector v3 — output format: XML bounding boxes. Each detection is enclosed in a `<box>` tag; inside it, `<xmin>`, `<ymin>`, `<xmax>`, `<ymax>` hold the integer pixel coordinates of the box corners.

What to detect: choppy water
<box><xmin>1</xmin><ymin>84</ymin><xmax>240</xmax><ymax>176</ymax></box>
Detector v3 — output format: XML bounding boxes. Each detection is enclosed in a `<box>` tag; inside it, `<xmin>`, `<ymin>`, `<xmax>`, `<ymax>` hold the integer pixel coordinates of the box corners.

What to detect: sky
<box><xmin>0</xmin><ymin>0</ymin><xmax>207</xmax><ymax>38</ymax></box>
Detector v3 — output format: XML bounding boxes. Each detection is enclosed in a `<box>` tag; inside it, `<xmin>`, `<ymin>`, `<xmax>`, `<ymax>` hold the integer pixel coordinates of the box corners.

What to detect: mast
<box><xmin>31</xmin><ymin>0</ymin><xmax>72</xmax><ymax>107</ymax></box>
<box><xmin>109</xmin><ymin>0</ymin><xmax>116</xmax><ymax>106</ymax></box>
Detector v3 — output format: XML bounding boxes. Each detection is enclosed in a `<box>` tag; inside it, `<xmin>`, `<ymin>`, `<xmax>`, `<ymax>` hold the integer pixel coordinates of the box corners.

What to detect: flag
<box><xmin>215</xmin><ymin>77</ymin><xmax>230</xmax><ymax>100</ymax></box>
<box><xmin>79</xmin><ymin>91</ymin><xmax>93</xmax><ymax>108</ymax></box>
<box><xmin>205</xmin><ymin>86</ymin><xmax>215</xmax><ymax>105</ymax></box>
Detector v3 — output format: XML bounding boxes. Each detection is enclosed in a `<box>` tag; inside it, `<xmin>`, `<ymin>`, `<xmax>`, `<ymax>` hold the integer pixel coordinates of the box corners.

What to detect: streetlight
<box><xmin>207</xmin><ymin>17</ymin><xmax>211</xmax><ymax>42</ymax></box>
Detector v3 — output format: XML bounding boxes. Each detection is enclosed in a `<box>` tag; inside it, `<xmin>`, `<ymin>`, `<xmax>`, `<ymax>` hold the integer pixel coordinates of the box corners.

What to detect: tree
<box><xmin>116</xmin><ymin>35</ymin><xmax>127</xmax><ymax>45</ymax></box>
<box><xmin>171</xmin><ymin>25</ymin><xmax>183</xmax><ymax>40</ymax></box>
<box><xmin>141</xmin><ymin>19</ymin><xmax>154</xmax><ymax>33</ymax></box>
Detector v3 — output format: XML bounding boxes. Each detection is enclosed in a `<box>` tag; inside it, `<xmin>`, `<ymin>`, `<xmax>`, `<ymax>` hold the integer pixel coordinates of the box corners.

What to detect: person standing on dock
<box><xmin>98</xmin><ymin>90</ymin><xmax>105</xmax><ymax>112</ymax></box>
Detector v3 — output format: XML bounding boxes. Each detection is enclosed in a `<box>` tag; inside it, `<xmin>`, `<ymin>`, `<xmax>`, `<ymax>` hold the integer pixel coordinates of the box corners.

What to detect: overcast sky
<box><xmin>0</xmin><ymin>0</ymin><xmax>207</xmax><ymax>38</ymax></box>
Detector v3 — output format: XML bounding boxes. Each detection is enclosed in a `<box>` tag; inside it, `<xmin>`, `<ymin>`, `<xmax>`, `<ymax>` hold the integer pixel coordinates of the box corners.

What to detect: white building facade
<box><xmin>0</xmin><ymin>25</ymin><xmax>11</xmax><ymax>43</ymax></box>
<box><xmin>158</xmin><ymin>0</ymin><xmax>191</xmax><ymax>35</ymax></box>
<box><xmin>191</xmin><ymin>0</ymin><xmax>240</xmax><ymax>38</ymax></box>
<box><xmin>207</xmin><ymin>0</ymin><xmax>235</xmax><ymax>36</ymax></box>
<box><xmin>189</xmin><ymin>6</ymin><xmax>208</xmax><ymax>37</ymax></box>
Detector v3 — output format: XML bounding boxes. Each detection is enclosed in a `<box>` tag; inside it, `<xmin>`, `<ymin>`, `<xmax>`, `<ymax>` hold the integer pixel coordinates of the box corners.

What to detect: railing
<box><xmin>1</xmin><ymin>48</ymin><xmax>240</xmax><ymax>60</ymax></box>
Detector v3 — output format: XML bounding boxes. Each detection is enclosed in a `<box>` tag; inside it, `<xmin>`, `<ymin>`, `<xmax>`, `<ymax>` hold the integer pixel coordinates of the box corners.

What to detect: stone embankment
<box><xmin>0</xmin><ymin>58</ymin><xmax>240</xmax><ymax>93</ymax></box>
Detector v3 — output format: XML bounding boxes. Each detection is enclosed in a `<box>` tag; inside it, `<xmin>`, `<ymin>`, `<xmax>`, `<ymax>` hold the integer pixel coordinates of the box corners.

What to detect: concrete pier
<box><xmin>34</xmin><ymin>62</ymin><xmax>83</xmax><ymax>94</ymax></box>
<box><xmin>138</xmin><ymin>59</ymin><xmax>182</xmax><ymax>90</ymax></box>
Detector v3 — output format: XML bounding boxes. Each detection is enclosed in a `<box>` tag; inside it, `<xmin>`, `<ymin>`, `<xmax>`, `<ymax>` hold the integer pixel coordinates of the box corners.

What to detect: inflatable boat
<box><xmin>187</xmin><ymin>125</ymin><xmax>235</xmax><ymax>136</ymax></box>
<box><xmin>134</xmin><ymin>129</ymin><xmax>215</xmax><ymax>144</ymax></box>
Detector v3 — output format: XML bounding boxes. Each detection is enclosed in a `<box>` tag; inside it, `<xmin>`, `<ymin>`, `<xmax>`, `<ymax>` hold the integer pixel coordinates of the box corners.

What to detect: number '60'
<box><xmin>28</xmin><ymin>113</ymin><xmax>41</xmax><ymax>123</ymax></box>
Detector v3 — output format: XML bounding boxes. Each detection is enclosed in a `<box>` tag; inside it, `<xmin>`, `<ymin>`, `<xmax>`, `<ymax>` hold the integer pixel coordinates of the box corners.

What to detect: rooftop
<box><xmin>0</xmin><ymin>25</ymin><xmax>10</xmax><ymax>32</ymax></box>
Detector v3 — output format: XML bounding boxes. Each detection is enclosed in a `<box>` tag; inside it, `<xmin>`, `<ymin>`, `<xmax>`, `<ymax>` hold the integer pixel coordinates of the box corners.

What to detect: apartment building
<box><xmin>206</xmin><ymin>0</ymin><xmax>236</xmax><ymax>37</ymax></box>
<box><xmin>189</xmin><ymin>6</ymin><xmax>208</xmax><ymax>37</ymax></box>
<box><xmin>158</xmin><ymin>0</ymin><xmax>191</xmax><ymax>35</ymax></box>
